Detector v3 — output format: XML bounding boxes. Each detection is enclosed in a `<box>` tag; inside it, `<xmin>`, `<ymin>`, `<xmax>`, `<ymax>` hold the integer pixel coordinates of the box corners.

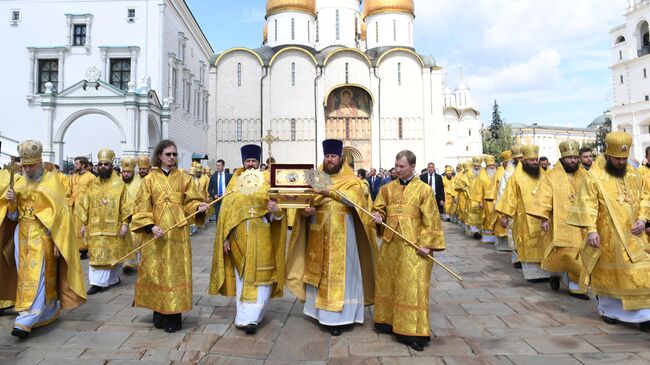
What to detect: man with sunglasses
<box><xmin>77</xmin><ymin>149</ymin><xmax>132</xmax><ymax>295</ymax></box>
<box><xmin>131</xmin><ymin>140</ymin><xmax>209</xmax><ymax>333</ymax></box>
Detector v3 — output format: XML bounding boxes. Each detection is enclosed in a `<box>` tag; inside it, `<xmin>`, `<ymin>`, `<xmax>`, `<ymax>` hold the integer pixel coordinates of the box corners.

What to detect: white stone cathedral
<box><xmin>208</xmin><ymin>0</ymin><xmax>483</xmax><ymax>170</ymax></box>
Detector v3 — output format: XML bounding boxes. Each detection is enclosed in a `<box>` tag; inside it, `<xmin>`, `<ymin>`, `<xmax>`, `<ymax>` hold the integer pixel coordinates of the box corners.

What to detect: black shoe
<box><xmin>406</xmin><ymin>341</ymin><xmax>424</xmax><ymax>352</ymax></box>
<box><xmin>640</xmin><ymin>321</ymin><xmax>650</xmax><ymax>332</ymax></box>
<box><xmin>11</xmin><ymin>328</ymin><xmax>28</xmax><ymax>339</ymax></box>
<box><xmin>163</xmin><ymin>313</ymin><xmax>182</xmax><ymax>333</ymax></box>
<box><xmin>330</xmin><ymin>328</ymin><xmax>342</xmax><ymax>336</ymax></box>
<box><xmin>80</xmin><ymin>251</ymin><xmax>88</xmax><ymax>260</ymax></box>
<box><xmin>601</xmin><ymin>316</ymin><xmax>618</xmax><ymax>325</ymax></box>
<box><xmin>374</xmin><ymin>323</ymin><xmax>393</xmax><ymax>335</ymax></box>
<box><xmin>549</xmin><ymin>277</ymin><xmax>560</xmax><ymax>291</ymax></box>
<box><xmin>473</xmin><ymin>232</ymin><xmax>482</xmax><ymax>239</ymax></box>
<box><xmin>513</xmin><ymin>262</ymin><xmax>522</xmax><ymax>269</ymax></box>
<box><xmin>86</xmin><ymin>285</ymin><xmax>104</xmax><ymax>295</ymax></box>
<box><xmin>244</xmin><ymin>324</ymin><xmax>258</xmax><ymax>335</ymax></box>
<box><xmin>569</xmin><ymin>293</ymin><xmax>590</xmax><ymax>301</ymax></box>
<box><xmin>527</xmin><ymin>278</ymin><xmax>550</xmax><ymax>283</ymax></box>
<box><xmin>110</xmin><ymin>278</ymin><xmax>121</xmax><ymax>287</ymax></box>
<box><xmin>122</xmin><ymin>266</ymin><xmax>135</xmax><ymax>274</ymax></box>
<box><xmin>153</xmin><ymin>311</ymin><xmax>163</xmax><ymax>329</ymax></box>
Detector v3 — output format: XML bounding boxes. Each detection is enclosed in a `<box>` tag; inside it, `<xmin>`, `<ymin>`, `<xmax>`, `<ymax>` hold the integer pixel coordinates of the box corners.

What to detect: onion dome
<box><xmin>364</xmin><ymin>0</ymin><xmax>415</xmax><ymax>18</ymax></box>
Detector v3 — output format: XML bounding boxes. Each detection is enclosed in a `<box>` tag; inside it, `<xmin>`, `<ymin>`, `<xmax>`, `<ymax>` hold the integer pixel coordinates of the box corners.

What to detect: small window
<box><xmin>274</xmin><ymin>19</ymin><xmax>278</xmax><ymax>42</ymax></box>
<box><xmin>291</xmin><ymin>62</ymin><xmax>296</xmax><ymax>86</ymax></box>
<box><xmin>307</xmin><ymin>21</ymin><xmax>310</xmax><ymax>43</ymax></box>
<box><xmin>393</xmin><ymin>19</ymin><xmax>397</xmax><ymax>41</ymax></box>
<box><xmin>110</xmin><ymin>58</ymin><xmax>131</xmax><ymax>91</ymax></box>
<box><xmin>621</xmin><ymin>75</ymin><xmax>624</xmax><ymax>84</ymax></box>
<box><xmin>336</xmin><ymin>10</ymin><xmax>340</xmax><ymax>40</ymax></box>
<box><xmin>648</xmin><ymin>125</ymin><xmax>650</xmax><ymax>133</ymax></box>
<box><xmin>466</xmin><ymin>146</ymin><xmax>469</xmax><ymax>152</ymax></box>
<box><xmin>291</xmin><ymin>18</ymin><xmax>295</xmax><ymax>40</ymax></box>
<box><xmin>469</xmin><ymin>129</ymin><xmax>472</xmax><ymax>137</ymax></box>
<box><xmin>236</xmin><ymin>119</ymin><xmax>243</xmax><ymax>141</ymax></box>
<box><xmin>11</xmin><ymin>10</ymin><xmax>20</xmax><ymax>21</ymax></box>
<box><xmin>127</xmin><ymin>8</ymin><xmax>135</xmax><ymax>18</ymax></box>
<box><xmin>646</xmin><ymin>95</ymin><xmax>649</xmax><ymax>101</ymax></box>
<box><xmin>375</xmin><ymin>22</ymin><xmax>379</xmax><ymax>43</ymax></box>
<box><xmin>291</xmin><ymin>118</ymin><xmax>297</xmax><ymax>141</ymax></box>
<box><xmin>171</xmin><ymin>68</ymin><xmax>178</xmax><ymax>100</ymax></box>
<box><xmin>237</xmin><ymin>63</ymin><xmax>242</xmax><ymax>86</ymax></box>
<box><xmin>619</xmin><ymin>50</ymin><xmax>623</xmax><ymax>60</ymax></box>
<box><xmin>397</xmin><ymin>63</ymin><xmax>401</xmax><ymax>86</ymax></box>
<box><xmin>398</xmin><ymin>118</ymin><xmax>403</xmax><ymax>140</ymax></box>
<box><xmin>345</xmin><ymin>63</ymin><xmax>349</xmax><ymax>84</ymax></box>
<box><xmin>38</xmin><ymin>59</ymin><xmax>58</xmax><ymax>93</ymax></box>
<box><xmin>447</xmin><ymin>125</ymin><xmax>450</xmax><ymax>132</ymax></box>
<box><xmin>316</xmin><ymin>14</ymin><xmax>319</xmax><ymax>42</ymax></box>
<box><xmin>73</xmin><ymin>24</ymin><xmax>87</xmax><ymax>46</ymax></box>
<box><xmin>645</xmin><ymin>68</ymin><xmax>647</xmax><ymax>78</ymax></box>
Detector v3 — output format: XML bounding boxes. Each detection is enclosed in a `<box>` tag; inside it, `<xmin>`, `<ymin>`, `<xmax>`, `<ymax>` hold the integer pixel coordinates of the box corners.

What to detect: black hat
<box><xmin>322</xmin><ymin>139</ymin><xmax>343</xmax><ymax>156</ymax></box>
<box><xmin>240</xmin><ymin>144</ymin><xmax>262</xmax><ymax>163</ymax></box>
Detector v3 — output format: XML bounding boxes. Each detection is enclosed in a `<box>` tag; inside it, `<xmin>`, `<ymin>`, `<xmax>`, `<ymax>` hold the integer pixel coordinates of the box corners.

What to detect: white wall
<box><xmin>316</xmin><ymin>0</ymin><xmax>361</xmax><ymax>50</ymax></box>
<box><xmin>266</xmin><ymin>11</ymin><xmax>315</xmax><ymax>48</ymax></box>
<box><xmin>365</xmin><ymin>12</ymin><xmax>414</xmax><ymax>50</ymax></box>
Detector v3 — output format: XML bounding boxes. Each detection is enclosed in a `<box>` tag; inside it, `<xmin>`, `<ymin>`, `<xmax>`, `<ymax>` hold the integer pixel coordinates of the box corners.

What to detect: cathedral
<box><xmin>208</xmin><ymin>0</ymin><xmax>483</xmax><ymax>170</ymax></box>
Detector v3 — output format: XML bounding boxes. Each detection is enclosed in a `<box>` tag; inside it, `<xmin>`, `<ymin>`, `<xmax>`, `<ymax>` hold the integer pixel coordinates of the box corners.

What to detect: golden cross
<box><xmin>248</xmin><ymin>206</ymin><xmax>257</xmax><ymax>217</ymax></box>
<box><xmin>3</xmin><ymin>156</ymin><xmax>20</xmax><ymax>189</ymax></box>
<box><xmin>261</xmin><ymin>130</ymin><xmax>279</xmax><ymax>159</ymax></box>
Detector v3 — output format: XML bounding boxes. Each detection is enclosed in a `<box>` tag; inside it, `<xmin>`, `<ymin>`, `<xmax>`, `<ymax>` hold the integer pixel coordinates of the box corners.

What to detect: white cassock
<box><xmin>88</xmin><ymin>264</ymin><xmax>121</xmax><ymax>288</ymax></box>
<box><xmin>597</xmin><ymin>296</ymin><xmax>650</xmax><ymax>323</ymax></box>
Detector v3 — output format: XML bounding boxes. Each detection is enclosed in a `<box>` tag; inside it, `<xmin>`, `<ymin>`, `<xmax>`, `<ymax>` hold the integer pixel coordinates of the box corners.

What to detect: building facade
<box><xmin>610</xmin><ymin>0</ymin><xmax>650</xmax><ymax>160</ymax></box>
<box><xmin>0</xmin><ymin>0</ymin><xmax>212</xmax><ymax>167</ymax></box>
<box><xmin>510</xmin><ymin>123</ymin><xmax>597</xmax><ymax>163</ymax></box>
<box><xmin>208</xmin><ymin>0</ymin><xmax>483</xmax><ymax>170</ymax></box>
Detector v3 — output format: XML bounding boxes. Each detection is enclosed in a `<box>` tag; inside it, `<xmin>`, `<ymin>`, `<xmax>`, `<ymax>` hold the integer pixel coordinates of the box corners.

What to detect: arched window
<box><xmin>398</xmin><ymin>118</ymin><xmax>403</xmax><ymax>140</ymax></box>
<box><xmin>336</xmin><ymin>9</ymin><xmax>340</xmax><ymax>40</ymax></box>
<box><xmin>316</xmin><ymin>13</ymin><xmax>319</xmax><ymax>42</ymax></box>
<box><xmin>291</xmin><ymin>62</ymin><xmax>296</xmax><ymax>86</ymax></box>
<box><xmin>291</xmin><ymin>18</ymin><xmax>295</xmax><ymax>40</ymax></box>
<box><xmin>307</xmin><ymin>21</ymin><xmax>310</xmax><ymax>42</ymax></box>
<box><xmin>397</xmin><ymin>63</ymin><xmax>402</xmax><ymax>86</ymax></box>
<box><xmin>469</xmin><ymin>129</ymin><xmax>472</xmax><ymax>137</ymax></box>
<box><xmin>619</xmin><ymin>50</ymin><xmax>623</xmax><ymax>60</ymax></box>
<box><xmin>393</xmin><ymin>19</ymin><xmax>397</xmax><ymax>41</ymax></box>
<box><xmin>236</xmin><ymin>119</ymin><xmax>243</xmax><ymax>141</ymax></box>
<box><xmin>237</xmin><ymin>63</ymin><xmax>241</xmax><ymax>86</ymax></box>
<box><xmin>274</xmin><ymin>19</ymin><xmax>278</xmax><ymax>41</ymax></box>
<box><xmin>375</xmin><ymin>22</ymin><xmax>379</xmax><ymax>43</ymax></box>
<box><xmin>615</xmin><ymin>35</ymin><xmax>626</xmax><ymax>44</ymax></box>
<box><xmin>447</xmin><ymin>125</ymin><xmax>450</xmax><ymax>132</ymax></box>
<box><xmin>291</xmin><ymin>118</ymin><xmax>297</xmax><ymax>141</ymax></box>
<box><xmin>345</xmin><ymin>63</ymin><xmax>349</xmax><ymax>84</ymax></box>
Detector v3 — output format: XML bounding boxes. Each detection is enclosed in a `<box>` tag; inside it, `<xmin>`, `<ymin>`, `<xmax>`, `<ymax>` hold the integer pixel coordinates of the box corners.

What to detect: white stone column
<box><xmin>41</xmin><ymin>82</ymin><xmax>55</xmax><ymax>162</ymax></box>
<box><xmin>162</xmin><ymin>98</ymin><xmax>171</xmax><ymax>139</ymax></box>
<box><xmin>370</xmin><ymin>67</ymin><xmax>381</xmax><ymax>168</ymax></box>
<box><xmin>138</xmin><ymin>107</ymin><xmax>151</xmax><ymax>155</ymax></box>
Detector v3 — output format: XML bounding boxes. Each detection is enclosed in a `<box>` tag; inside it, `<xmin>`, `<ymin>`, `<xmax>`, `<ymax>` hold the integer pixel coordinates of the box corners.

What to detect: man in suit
<box><xmin>420</xmin><ymin>162</ymin><xmax>445</xmax><ymax>213</ymax></box>
<box><xmin>208</xmin><ymin>159</ymin><xmax>232</xmax><ymax>222</ymax></box>
<box><xmin>366</xmin><ymin>168</ymin><xmax>382</xmax><ymax>201</ymax></box>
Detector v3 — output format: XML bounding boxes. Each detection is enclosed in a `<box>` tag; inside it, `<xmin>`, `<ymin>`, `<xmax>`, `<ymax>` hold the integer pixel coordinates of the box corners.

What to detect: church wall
<box><xmin>315</xmin><ymin>0</ymin><xmax>360</xmax><ymax>50</ymax></box>
<box><xmin>365</xmin><ymin>13</ymin><xmax>414</xmax><ymax>50</ymax></box>
<box><xmin>322</xmin><ymin>53</ymin><xmax>373</xmax><ymax>91</ymax></box>
<box><xmin>213</xmin><ymin>52</ymin><xmax>263</xmax><ymax>169</ymax></box>
<box><xmin>267</xmin><ymin>51</ymin><xmax>318</xmax><ymax>164</ymax></box>
<box><xmin>266</xmin><ymin>11</ymin><xmax>315</xmax><ymax>48</ymax></box>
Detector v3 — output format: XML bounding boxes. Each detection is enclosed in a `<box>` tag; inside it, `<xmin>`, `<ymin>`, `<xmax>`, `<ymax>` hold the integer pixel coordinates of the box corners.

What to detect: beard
<box><xmin>522</xmin><ymin>163</ymin><xmax>540</xmax><ymax>178</ymax></box>
<box><xmin>560</xmin><ymin>159</ymin><xmax>579</xmax><ymax>173</ymax></box>
<box><xmin>122</xmin><ymin>174</ymin><xmax>134</xmax><ymax>183</ymax></box>
<box><xmin>446</xmin><ymin>174</ymin><xmax>452</xmax><ymax>180</ymax></box>
<box><xmin>486</xmin><ymin>167</ymin><xmax>497</xmax><ymax>178</ymax></box>
<box><xmin>605</xmin><ymin>159</ymin><xmax>627</xmax><ymax>177</ymax></box>
<box><xmin>98</xmin><ymin>168</ymin><xmax>112</xmax><ymax>180</ymax></box>
<box><xmin>323</xmin><ymin>160</ymin><xmax>343</xmax><ymax>175</ymax></box>
<box><xmin>472</xmin><ymin>168</ymin><xmax>480</xmax><ymax>177</ymax></box>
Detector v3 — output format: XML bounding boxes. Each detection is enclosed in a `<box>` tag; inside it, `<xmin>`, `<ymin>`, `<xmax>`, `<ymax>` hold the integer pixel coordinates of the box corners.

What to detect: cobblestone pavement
<box><xmin>1</xmin><ymin>222</ymin><xmax>650</xmax><ymax>365</ymax></box>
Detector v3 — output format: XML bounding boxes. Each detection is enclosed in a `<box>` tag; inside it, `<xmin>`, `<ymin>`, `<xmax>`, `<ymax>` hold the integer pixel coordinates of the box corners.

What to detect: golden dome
<box><xmin>360</xmin><ymin>20</ymin><xmax>367</xmax><ymax>41</ymax></box>
<box><xmin>364</xmin><ymin>0</ymin><xmax>415</xmax><ymax>18</ymax></box>
<box><xmin>263</xmin><ymin>22</ymin><xmax>268</xmax><ymax>42</ymax></box>
<box><xmin>266</xmin><ymin>0</ymin><xmax>316</xmax><ymax>17</ymax></box>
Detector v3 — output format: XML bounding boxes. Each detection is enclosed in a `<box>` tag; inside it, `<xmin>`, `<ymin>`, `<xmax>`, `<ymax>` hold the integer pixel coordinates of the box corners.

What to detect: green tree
<box><xmin>488</xmin><ymin>100</ymin><xmax>504</xmax><ymax>140</ymax></box>
<box><xmin>482</xmin><ymin>100</ymin><xmax>513</xmax><ymax>160</ymax></box>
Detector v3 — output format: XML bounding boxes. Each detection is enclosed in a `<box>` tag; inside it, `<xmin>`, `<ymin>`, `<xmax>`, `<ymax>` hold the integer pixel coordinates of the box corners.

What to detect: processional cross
<box><xmin>3</xmin><ymin>156</ymin><xmax>20</xmax><ymax>189</ymax></box>
<box><xmin>261</xmin><ymin>130</ymin><xmax>279</xmax><ymax>161</ymax></box>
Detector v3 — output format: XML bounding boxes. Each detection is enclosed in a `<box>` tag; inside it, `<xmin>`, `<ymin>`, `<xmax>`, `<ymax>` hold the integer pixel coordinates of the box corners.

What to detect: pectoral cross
<box><xmin>261</xmin><ymin>130</ymin><xmax>279</xmax><ymax>160</ymax></box>
<box><xmin>248</xmin><ymin>206</ymin><xmax>257</xmax><ymax>217</ymax></box>
<box><xmin>3</xmin><ymin>156</ymin><xmax>20</xmax><ymax>189</ymax></box>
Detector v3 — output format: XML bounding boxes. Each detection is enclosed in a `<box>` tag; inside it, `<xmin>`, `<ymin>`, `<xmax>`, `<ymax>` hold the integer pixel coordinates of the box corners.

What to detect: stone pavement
<box><xmin>1</xmin><ymin>222</ymin><xmax>650</xmax><ymax>365</ymax></box>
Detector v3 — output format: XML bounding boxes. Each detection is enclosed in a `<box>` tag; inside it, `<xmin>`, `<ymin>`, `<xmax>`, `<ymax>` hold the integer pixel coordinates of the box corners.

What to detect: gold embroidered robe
<box><xmin>77</xmin><ymin>173</ymin><xmax>132</xmax><ymax>266</ymax></box>
<box><xmin>481</xmin><ymin>169</ymin><xmax>500</xmax><ymax>234</ymax></box>
<box><xmin>0</xmin><ymin>169</ymin><xmax>19</xmax><ymax>309</ymax></box>
<box><xmin>70</xmin><ymin>171</ymin><xmax>94</xmax><ymax>251</ymax></box>
<box><xmin>566</xmin><ymin>164</ymin><xmax>650</xmax><ymax>310</ymax></box>
<box><xmin>131</xmin><ymin>168</ymin><xmax>205</xmax><ymax>314</ymax></box>
<box><xmin>496</xmin><ymin>167</ymin><xmax>544</xmax><ymax>262</ymax></box>
<box><xmin>372</xmin><ymin>178</ymin><xmax>445</xmax><ymax>337</ymax></box>
<box><xmin>442</xmin><ymin>175</ymin><xmax>457</xmax><ymax>216</ymax></box>
<box><xmin>454</xmin><ymin>171</ymin><xmax>469</xmax><ymax>223</ymax></box>
<box><xmin>123</xmin><ymin>175</ymin><xmax>142</xmax><ymax>265</ymax></box>
<box><xmin>0</xmin><ymin>170</ymin><xmax>86</xmax><ymax>313</ymax></box>
<box><xmin>527</xmin><ymin>163</ymin><xmax>587</xmax><ymax>286</ymax></box>
<box><xmin>286</xmin><ymin>165</ymin><xmax>378</xmax><ymax>312</ymax></box>
<box><xmin>466</xmin><ymin>169</ymin><xmax>485</xmax><ymax>228</ymax></box>
<box><xmin>208</xmin><ymin>168</ymin><xmax>287</xmax><ymax>302</ymax></box>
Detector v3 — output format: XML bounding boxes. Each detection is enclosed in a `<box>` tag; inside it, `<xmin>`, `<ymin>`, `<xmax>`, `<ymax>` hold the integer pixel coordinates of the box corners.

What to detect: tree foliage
<box><xmin>482</xmin><ymin>100</ymin><xmax>513</xmax><ymax>160</ymax></box>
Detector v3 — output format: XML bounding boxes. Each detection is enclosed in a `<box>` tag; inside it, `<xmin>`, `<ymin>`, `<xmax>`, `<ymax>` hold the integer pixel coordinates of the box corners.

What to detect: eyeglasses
<box><xmin>163</xmin><ymin>152</ymin><xmax>178</xmax><ymax>157</ymax></box>
<box><xmin>98</xmin><ymin>162</ymin><xmax>111</xmax><ymax>167</ymax></box>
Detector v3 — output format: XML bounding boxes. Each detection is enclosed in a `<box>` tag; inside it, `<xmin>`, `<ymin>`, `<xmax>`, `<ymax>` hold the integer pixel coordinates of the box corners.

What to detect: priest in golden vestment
<box><xmin>131</xmin><ymin>140</ymin><xmax>209</xmax><ymax>333</ymax></box>
<box><xmin>209</xmin><ymin>144</ymin><xmax>286</xmax><ymax>335</ymax></box>
<box><xmin>120</xmin><ymin>157</ymin><xmax>142</xmax><ymax>273</ymax></box>
<box><xmin>489</xmin><ymin>151</ymin><xmax>511</xmax><ymax>250</ymax></box>
<box><xmin>137</xmin><ymin>156</ymin><xmax>151</xmax><ymax>179</ymax></box>
<box><xmin>496</xmin><ymin>145</ymin><xmax>524</xmax><ymax>255</ymax></box>
<box><xmin>442</xmin><ymin>166</ymin><xmax>457</xmax><ymax>222</ymax></box>
<box><xmin>527</xmin><ymin>140</ymin><xmax>589</xmax><ymax>300</ymax></box>
<box><xmin>497</xmin><ymin>145</ymin><xmax>550</xmax><ymax>281</ymax></box>
<box><xmin>480</xmin><ymin>155</ymin><xmax>499</xmax><ymax>244</ymax></box>
<box><xmin>454</xmin><ymin>162</ymin><xmax>471</xmax><ymax>229</ymax></box>
<box><xmin>371</xmin><ymin>150</ymin><xmax>445</xmax><ymax>352</ymax></box>
<box><xmin>1</xmin><ymin>140</ymin><xmax>85</xmax><ymax>338</ymax></box>
<box><xmin>0</xmin><ymin>167</ymin><xmax>20</xmax><ymax>314</ymax></box>
<box><xmin>287</xmin><ymin>139</ymin><xmax>377</xmax><ymax>336</ymax></box>
<box><xmin>567</xmin><ymin>132</ymin><xmax>650</xmax><ymax>331</ymax></box>
<box><xmin>70</xmin><ymin>156</ymin><xmax>95</xmax><ymax>259</ymax></box>
<box><xmin>77</xmin><ymin>149</ymin><xmax>132</xmax><ymax>295</ymax></box>
<box><xmin>465</xmin><ymin>157</ymin><xmax>485</xmax><ymax>239</ymax></box>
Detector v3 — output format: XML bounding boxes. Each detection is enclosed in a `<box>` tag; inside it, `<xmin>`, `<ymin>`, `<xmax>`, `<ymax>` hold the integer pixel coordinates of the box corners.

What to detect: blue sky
<box><xmin>186</xmin><ymin>0</ymin><xmax>625</xmax><ymax>128</ymax></box>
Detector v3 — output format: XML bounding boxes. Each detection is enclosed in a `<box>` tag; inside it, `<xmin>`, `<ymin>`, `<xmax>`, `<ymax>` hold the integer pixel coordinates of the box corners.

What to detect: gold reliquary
<box><xmin>268</xmin><ymin>164</ymin><xmax>315</xmax><ymax>209</ymax></box>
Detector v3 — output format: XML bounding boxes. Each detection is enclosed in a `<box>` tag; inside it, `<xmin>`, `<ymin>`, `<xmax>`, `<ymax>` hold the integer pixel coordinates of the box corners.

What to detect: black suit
<box><xmin>366</xmin><ymin>175</ymin><xmax>382</xmax><ymax>201</ymax></box>
<box><xmin>420</xmin><ymin>172</ymin><xmax>445</xmax><ymax>212</ymax></box>
<box><xmin>208</xmin><ymin>171</ymin><xmax>232</xmax><ymax>221</ymax></box>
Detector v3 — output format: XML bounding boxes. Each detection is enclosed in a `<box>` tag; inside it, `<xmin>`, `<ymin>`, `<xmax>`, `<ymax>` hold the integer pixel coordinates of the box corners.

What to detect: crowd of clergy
<box><xmin>1</xmin><ymin>130</ymin><xmax>649</xmax><ymax>353</ymax></box>
<box><xmin>443</xmin><ymin>132</ymin><xmax>650</xmax><ymax>332</ymax></box>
